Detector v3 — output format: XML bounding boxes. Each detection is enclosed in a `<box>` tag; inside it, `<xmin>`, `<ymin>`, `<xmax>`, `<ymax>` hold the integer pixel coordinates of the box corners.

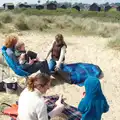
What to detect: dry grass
<box><xmin>0</xmin><ymin>11</ymin><xmax>120</xmax><ymax>37</ymax></box>
<box><xmin>107</xmin><ymin>34</ymin><xmax>120</xmax><ymax>50</ymax></box>
<box><xmin>0</xmin><ymin>12</ymin><xmax>13</xmax><ymax>23</ymax></box>
<box><xmin>0</xmin><ymin>11</ymin><xmax>120</xmax><ymax>49</ymax></box>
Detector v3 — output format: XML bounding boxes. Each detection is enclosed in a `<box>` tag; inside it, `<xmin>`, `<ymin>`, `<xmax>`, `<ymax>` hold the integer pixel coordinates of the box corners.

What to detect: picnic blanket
<box><xmin>1</xmin><ymin>95</ymin><xmax>81</xmax><ymax>120</ymax></box>
<box><xmin>44</xmin><ymin>95</ymin><xmax>82</xmax><ymax>120</ymax></box>
<box><xmin>62</xmin><ymin>63</ymin><xmax>102</xmax><ymax>86</ymax></box>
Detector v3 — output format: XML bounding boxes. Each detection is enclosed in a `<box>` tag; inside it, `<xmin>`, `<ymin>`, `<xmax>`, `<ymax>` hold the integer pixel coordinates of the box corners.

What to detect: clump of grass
<box><xmin>14</xmin><ymin>15</ymin><xmax>50</xmax><ymax>31</ymax></box>
<box><xmin>26</xmin><ymin>16</ymin><xmax>40</xmax><ymax>30</ymax></box>
<box><xmin>97</xmin><ymin>22</ymin><xmax>120</xmax><ymax>38</ymax></box>
<box><xmin>42</xmin><ymin>17</ymin><xmax>54</xmax><ymax>24</ymax></box>
<box><xmin>15</xmin><ymin>15</ymin><xmax>29</xmax><ymax>30</ymax></box>
<box><xmin>108</xmin><ymin>35</ymin><xmax>120</xmax><ymax>50</ymax></box>
<box><xmin>0</xmin><ymin>12</ymin><xmax>13</xmax><ymax>23</ymax></box>
<box><xmin>26</xmin><ymin>16</ymin><xmax>50</xmax><ymax>31</ymax></box>
<box><xmin>53</xmin><ymin>15</ymin><xmax>73</xmax><ymax>29</ymax></box>
<box><xmin>39</xmin><ymin>24</ymin><xmax>50</xmax><ymax>31</ymax></box>
<box><xmin>0</xmin><ymin>21</ymin><xmax>4</xmax><ymax>28</ymax></box>
<box><xmin>0</xmin><ymin>27</ymin><xmax>15</xmax><ymax>34</ymax></box>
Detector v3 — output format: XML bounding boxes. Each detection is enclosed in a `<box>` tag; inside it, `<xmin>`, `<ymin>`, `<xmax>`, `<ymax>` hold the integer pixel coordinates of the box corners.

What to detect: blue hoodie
<box><xmin>78</xmin><ymin>76</ymin><xmax>109</xmax><ymax>120</ymax></box>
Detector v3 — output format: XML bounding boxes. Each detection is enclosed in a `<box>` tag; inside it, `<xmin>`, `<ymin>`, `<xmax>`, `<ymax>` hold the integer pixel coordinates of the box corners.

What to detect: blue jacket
<box><xmin>78</xmin><ymin>76</ymin><xmax>109</xmax><ymax>120</ymax></box>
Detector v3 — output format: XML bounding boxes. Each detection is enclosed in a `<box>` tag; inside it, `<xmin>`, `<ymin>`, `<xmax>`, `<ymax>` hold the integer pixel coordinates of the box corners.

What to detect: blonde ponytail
<box><xmin>27</xmin><ymin>77</ymin><xmax>35</xmax><ymax>91</ymax></box>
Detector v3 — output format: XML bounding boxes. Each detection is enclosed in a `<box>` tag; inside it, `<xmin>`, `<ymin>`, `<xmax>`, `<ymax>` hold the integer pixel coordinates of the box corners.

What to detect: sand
<box><xmin>0</xmin><ymin>31</ymin><xmax>120</xmax><ymax>120</ymax></box>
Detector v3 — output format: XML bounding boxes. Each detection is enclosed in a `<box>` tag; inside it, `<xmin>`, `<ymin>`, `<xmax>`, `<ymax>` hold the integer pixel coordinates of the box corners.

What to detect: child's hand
<box><xmin>33</xmin><ymin>58</ymin><xmax>39</xmax><ymax>62</ymax></box>
<box><xmin>33</xmin><ymin>59</ymin><xmax>37</xmax><ymax>61</ymax></box>
<box><xmin>29</xmin><ymin>58</ymin><xmax>34</xmax><ymax>65</ymax></box>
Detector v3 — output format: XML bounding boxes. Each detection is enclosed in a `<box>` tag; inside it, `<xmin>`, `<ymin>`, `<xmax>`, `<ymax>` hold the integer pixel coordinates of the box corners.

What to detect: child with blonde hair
<box><xmin>15</xmin><ymin>41</ymin><xmax>38</xmax><ymax>66</ymax></box>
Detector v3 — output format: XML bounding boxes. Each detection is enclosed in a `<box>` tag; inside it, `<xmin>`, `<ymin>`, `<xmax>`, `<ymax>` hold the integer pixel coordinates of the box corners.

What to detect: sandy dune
<box><xmin>0</xmin><ymin>32</ymin><xmax>120</xmax><ymax>120</ymax></box>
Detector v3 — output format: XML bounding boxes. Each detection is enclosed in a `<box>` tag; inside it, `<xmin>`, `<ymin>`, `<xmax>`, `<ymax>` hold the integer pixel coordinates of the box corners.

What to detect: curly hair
<box><xmin>27</xmin><ymin>73</ymin><xmax>50</xmax><ymax>91</ymax></box>
<box><xmin>4</xmin><ymin>34</ymin><xmax>18</xmax><ymax>48</ymax></box>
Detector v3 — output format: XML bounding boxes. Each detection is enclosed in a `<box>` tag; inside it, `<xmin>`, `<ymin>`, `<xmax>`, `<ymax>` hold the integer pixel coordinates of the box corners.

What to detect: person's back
<box><xmin>6</xmin><ymin>48</ymin><xmax>18</xmax><ymax>64</ymax></box>
<box><xmin>78</xmin><ymin>77</ymin><xmax>109</xmax><ymax>120</ymax></box>
<box><xmin>18</xmin><ymin>88</ymin><xmax>47</xmax><ymax>120</ymax></box>
<box><xmin>80</xmin><ymin>97</ymin><xmax>109</xmax><ymax>120</ymax></box>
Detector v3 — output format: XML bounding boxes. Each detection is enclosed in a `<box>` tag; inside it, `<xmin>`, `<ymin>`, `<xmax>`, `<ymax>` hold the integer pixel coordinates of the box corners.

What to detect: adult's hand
<box><xmin>55</xmin><ymin>63</ymin><xmax>60</xmax><ymax>71</ymax></box>
<box><xmin>55</xmin><ymin>66</ymin><xmax>60</xmax><ymax>71</ymax></box>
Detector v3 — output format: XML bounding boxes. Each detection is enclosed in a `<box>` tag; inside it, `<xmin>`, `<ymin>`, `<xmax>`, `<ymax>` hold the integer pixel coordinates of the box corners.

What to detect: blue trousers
<box><xmin>48</xmin><ymin>59</ymin><xmax>63</xmax><ymax>71</ymax></box>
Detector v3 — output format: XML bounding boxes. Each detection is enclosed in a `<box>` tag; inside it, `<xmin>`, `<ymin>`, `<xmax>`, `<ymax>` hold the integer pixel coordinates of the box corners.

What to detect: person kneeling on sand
<box><xmin>46</xmin><ymin>34</ymin><xmax>67</xmax><ymax>72</ymax></box>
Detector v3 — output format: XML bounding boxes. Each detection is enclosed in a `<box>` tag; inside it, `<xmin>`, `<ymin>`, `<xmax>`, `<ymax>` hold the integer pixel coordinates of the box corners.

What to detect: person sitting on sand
<box><xmin>18</xmin><ymin>73</ymin><xmax>65</xmax><ymax>120</ymax></box>
<box><xmin>46</xmin><ymin>34</ymin><xmax>67</xmax><ymax>71</ymax></box>
<box><xmin>78</xmin><ymin>76</ymin><xmax>109</xmax><ymax>120</ymax></box>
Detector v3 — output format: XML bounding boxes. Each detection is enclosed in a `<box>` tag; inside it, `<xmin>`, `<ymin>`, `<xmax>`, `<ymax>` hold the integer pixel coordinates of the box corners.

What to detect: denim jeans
<box><xmin>48</xmin><ymin>59</ymin><xmax>63</xmax><ymax>71</ymax></box>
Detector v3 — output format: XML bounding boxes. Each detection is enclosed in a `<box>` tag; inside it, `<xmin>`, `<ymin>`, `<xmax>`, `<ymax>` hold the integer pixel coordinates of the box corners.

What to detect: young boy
<box><xmin>15</xmin><ymin>41</ymin><xmax>38</xmax><ymax>66</ymax></box>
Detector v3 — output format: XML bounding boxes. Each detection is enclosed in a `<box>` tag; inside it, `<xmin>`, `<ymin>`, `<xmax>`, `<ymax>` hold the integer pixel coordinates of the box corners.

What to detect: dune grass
<box><xmin>0</xmin><ymin>9</ymin><xmax>120</xmax><ymax>49</ymax></box>
<box><xmin>108</xmin><ymin>35</ymin><xmax>120</xmax><ymax>50</ymax></box>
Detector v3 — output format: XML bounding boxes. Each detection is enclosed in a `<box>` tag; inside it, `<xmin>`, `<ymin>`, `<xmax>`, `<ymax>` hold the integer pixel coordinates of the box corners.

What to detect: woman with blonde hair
<box><xmin>46</xmin><ymin>34</ymin><xmax>67</xmax><ymax>72</ymax></box>
<box><xmin>18</xmin><ymin>73</ymin><xmax>65</xmax><ymax>120</ymax></box>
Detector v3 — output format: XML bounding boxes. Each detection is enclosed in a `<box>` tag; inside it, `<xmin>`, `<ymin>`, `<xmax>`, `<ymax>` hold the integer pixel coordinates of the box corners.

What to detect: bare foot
<box><xmin>50</xmin><ymin>75</ymin><xmax>55</xmax><ymax>80</ymax></box>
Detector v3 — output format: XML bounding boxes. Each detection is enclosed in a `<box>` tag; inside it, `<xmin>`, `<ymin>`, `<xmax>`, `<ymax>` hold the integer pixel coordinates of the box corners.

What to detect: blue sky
<box><xmin>0</xmin><ymin>0</ymin><xmax>120</xmax><ymax>6</ymax></box>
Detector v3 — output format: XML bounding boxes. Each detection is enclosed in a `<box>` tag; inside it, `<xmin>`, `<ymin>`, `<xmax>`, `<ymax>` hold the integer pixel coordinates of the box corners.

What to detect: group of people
<box><xmin>3</xmin><ymin>34</ymin><xmax>109</xmax><ymax>120</ymax></box>
<box><xmin>4</xmin><ymin>34</ymin><xmax>67</xmax><ymax>77</ymax></box>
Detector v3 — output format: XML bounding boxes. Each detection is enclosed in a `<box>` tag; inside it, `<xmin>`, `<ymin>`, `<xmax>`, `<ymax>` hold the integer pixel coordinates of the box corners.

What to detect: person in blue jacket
<box><xmin>78</xmin><ymin>76</ymin><xmax>109</xmax><ymax>120</ymax></box>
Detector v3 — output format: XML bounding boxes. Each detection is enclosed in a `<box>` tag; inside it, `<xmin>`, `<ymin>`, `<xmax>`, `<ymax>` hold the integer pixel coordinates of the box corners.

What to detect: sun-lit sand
<box><xmin>0</xmin><ymin>31</ymin><xmax>120</xmax><ymax>120</ymax></box>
